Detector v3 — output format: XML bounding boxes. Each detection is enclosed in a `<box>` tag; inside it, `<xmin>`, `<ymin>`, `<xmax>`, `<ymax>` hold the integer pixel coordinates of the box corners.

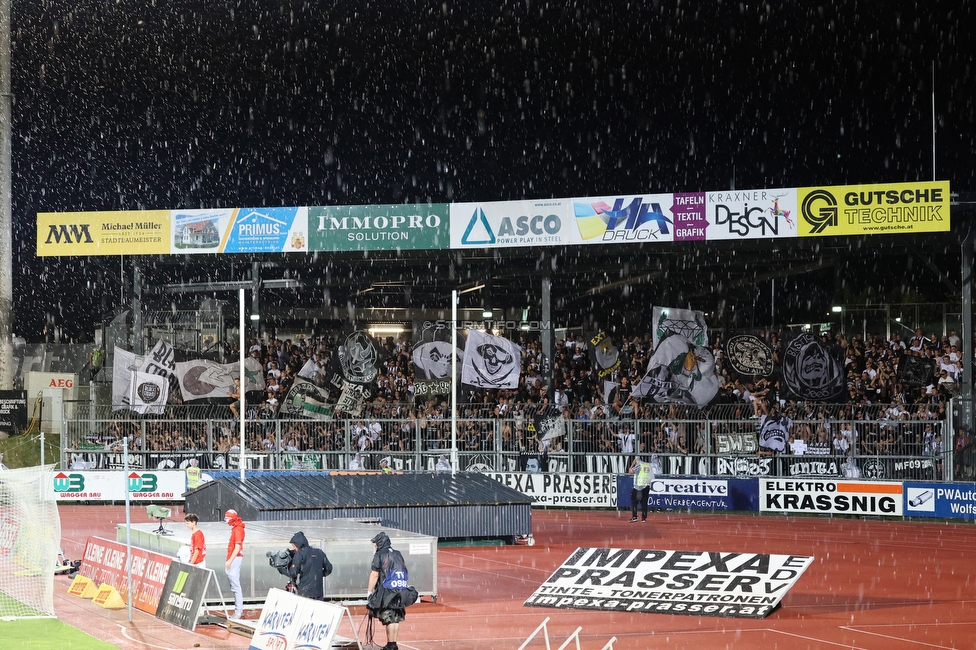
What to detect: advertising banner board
<box><xmin>0</xmin><ymin>390</ymin><xmax>27</xmax><ymax>430</ymax></box>
<box><xmin>249</xmin><ymin>588</ymin><xmax>346</xmax><ymax>650</ymax></box>
<box><xmin>903</xmin><ymin>482</ymin><xmax>976</xmax><ymax>520</ymax></box>
<box><xmin>79</xmin><ymin>536</ymin><xmax>172</xmax><ymax>615</ymax></box>
<box><xmin>759</xmin><ymin>479</ymin><xmax>903</xmax><ymax>516</ymax></box>
<box><xmin>524</xmin><ymin>547</ymin><xmax>813</xmax><ymax>619</ymax></box>
<box><xmin>155</xmin><ymin>561</ymin><xmax>213</xmax><ymax>630</ymax></box>
<box><xmin>486</xmin><ymin>473</ymin><xmax>617</xmax><ymax>508</ymax></box>
<box><xmin>51</xmin><ymin>470</ymin><xmax>186</xmax><ymax>501</ymax></box>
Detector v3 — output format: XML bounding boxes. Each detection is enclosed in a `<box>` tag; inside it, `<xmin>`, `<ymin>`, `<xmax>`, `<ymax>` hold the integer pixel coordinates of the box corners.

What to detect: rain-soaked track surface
<box><xmin>55</xmin><ymin>505</ymin><xmax>976</xmax><ymax>649</ymax></box>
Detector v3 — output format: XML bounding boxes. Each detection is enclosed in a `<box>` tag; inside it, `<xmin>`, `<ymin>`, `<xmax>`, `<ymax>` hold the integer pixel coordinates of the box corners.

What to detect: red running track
<box><xmin>55</xmin><ymin>505</ymin><xmax>976</xmax><ymax>649</ymax></box>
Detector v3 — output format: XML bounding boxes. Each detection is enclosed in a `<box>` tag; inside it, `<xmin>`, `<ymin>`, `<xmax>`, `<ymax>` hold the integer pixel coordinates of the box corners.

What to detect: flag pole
<box><xmin>239</xmin><ymin>288</ymin><xmax>245</xmax><ymax>481</ymax></box>
<box><xmin>451</xmin><ymin>289</ymin><xmax>458</xmax><ymax>475</ymax></box>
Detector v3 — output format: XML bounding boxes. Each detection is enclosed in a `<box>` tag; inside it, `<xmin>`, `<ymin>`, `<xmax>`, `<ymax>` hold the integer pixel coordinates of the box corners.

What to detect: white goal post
<box><xmin>0</xmin><ymin>465</ymin><xmax>60</xmax><ymax>619</ymax></box>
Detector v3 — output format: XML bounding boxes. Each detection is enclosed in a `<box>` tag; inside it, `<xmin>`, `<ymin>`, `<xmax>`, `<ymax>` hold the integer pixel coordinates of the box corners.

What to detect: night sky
<box><xmin>12</xmin><ymin>1</ymin><xmax>976</xmax><ymax>341</ymax></box>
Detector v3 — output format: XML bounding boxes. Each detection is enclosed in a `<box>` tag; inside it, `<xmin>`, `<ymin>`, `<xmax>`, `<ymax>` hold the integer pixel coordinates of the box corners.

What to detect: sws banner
<box><xmin>525</xmin><ymin>547</ymin><xmax>813</xmax><ymax>619</ymax></box>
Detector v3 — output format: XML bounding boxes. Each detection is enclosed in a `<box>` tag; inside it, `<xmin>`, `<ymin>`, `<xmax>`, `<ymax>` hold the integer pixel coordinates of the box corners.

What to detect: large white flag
<box><xmin>112</xmin><ymin>347</ymin><xmax>143</xmax><ymax>411</ymax></box>
<box><xmin>652</xmin><ymin>306</ymin><xmax>708</xmax><ymax>350</ymax></box>
<box><xmin>139</xmin><ymin>339</ymin><xmax>177</xmax><ymax>378</ymax></box>
<box><xmin>129</xmin><ymin>371</ymin><xmax>169</xmax><ymax>415</ymax></box>
<box><xmin>174</xmin><ymin>360</ymin><xmax>235</xmax><ymax>400</ymax></box>
<box><xmin>461</xmin><ymin>330</ymin><xmax>521</xmax><ymax>389</ymax></box>
<box><xmin>174</xmin><ymin>357</ymin><xmax>266</xmax><ymax>401</ymax></box>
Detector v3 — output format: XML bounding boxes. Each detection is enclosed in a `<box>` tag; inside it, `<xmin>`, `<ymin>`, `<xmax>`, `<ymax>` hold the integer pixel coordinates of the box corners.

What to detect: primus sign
<box><xmin>525</xmin><ymin>547</ymin><xmax>813</xmax><ymax>619</ymax></box>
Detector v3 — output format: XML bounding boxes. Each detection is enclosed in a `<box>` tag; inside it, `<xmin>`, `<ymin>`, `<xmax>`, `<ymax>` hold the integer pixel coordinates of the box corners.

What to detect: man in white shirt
<box><xmin>617</xmin><ymin>426</ymin><xmax>636</xmax><ymax>454</ymax></box>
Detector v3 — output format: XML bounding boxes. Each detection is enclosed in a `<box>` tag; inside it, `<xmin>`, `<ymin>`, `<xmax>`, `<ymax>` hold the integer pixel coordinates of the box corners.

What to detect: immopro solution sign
<box><xmin>760</xmin><ymin>479</ymin><xmax>903</xmax><ymax>516</ymax></box>
<box><xmin>309</xmin><ymin>203</ymin><xmax>450</xmax><ymax>251</ymax></box>
<box><xmin>525</xmin><ymin>547</ymin><xmax>813</xmax><ymax>619</ymax></box>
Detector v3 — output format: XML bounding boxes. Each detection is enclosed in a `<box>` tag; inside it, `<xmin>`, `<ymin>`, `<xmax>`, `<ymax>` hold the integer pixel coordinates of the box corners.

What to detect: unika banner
<box><xmin>525</xmin><ymin>547</ymin><xmax>813</xmax><ymax>619</ymax></box>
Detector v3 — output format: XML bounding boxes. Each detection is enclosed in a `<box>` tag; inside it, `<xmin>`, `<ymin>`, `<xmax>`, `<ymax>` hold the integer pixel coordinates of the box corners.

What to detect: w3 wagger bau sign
<box><xmin>525</xmin><ymin>547</ymin><xmax>812</xmax><ymax>619</ymax></box>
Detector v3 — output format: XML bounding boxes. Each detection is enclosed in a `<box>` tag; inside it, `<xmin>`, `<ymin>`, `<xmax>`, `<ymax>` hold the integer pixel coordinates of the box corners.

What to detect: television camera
<box><xmin>266</xmin><ymin>549</ymin><xmax>296</xmax><ymax>592</ymax></box>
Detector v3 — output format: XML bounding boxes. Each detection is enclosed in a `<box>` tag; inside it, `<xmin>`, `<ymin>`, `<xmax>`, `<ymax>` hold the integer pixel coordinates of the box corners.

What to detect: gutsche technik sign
<box><xmin>525</xmin><ymin>547</ymin><xmax>813</xmax><ymax>619</ymax></box>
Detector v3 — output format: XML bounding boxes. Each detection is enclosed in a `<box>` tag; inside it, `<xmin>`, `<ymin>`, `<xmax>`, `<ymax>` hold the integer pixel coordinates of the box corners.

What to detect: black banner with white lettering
<box><xmin>525</xmin><ymin>547</ymin><xmax>813</xmax><ymax>619</ymax></box>
<box><xmin>0</xmin><ymin>390</ymin><xmax>27</xmax><ymax>430</ymax></box>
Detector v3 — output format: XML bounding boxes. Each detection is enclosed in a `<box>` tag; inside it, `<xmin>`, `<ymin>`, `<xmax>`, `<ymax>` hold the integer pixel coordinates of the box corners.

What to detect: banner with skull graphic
<box><xmin>460</xmin><ymin>329</ymin><xmax>521</xmax><ymax>389</ymax></box>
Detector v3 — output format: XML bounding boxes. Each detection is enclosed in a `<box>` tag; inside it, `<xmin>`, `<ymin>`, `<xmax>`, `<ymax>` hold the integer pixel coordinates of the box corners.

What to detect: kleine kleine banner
<box><xmin>79</xmin><ymin>536</ymin><xmax>173</xmax><ymax>615</ymax></box>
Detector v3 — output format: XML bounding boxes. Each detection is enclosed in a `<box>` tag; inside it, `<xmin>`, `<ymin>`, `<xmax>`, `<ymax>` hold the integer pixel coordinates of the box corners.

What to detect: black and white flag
<box><xmin>587</xmin><ymin>331</ymin><xmax>620</xmax><ymax>379</ymax></box>
<box><xmin>897</xmin><ymin>354</ymin><xmax>936</xmax><ymax>388</ymax></box>
<box><xmin>412</xmin><ymin>321</ymin><xmax>464</xmax><ymax>396</ymax></box>
<box><xmin>781</xmin><ymin>332</ymin><xmax>846</xmax><ymax>401</ymax></box>
<box><xmin>129</xmin><ymin>371</ymin><xmax>168</xmax><ymax>415</ymax></box>
<box><xmin>758</xmin><ymin>413</ymin><xmax>791</xmax><ymax>452</ymax></box>
<box><xmin>112</xmin><ymin>347</ymin><xmax>143</xmax><ymax>410</ymax></box>
<box><xmin>724</xmin><ymin>334</ymin><xmax>774</xmax><ymax>377</ymax></box>
<box><xmin>174</xmin><ymin>358</ymin><xmax>265</xmax><ymax>401</ymax></box>
<box><xmin>653</xmin><ymin>306</ymin><xmax>708</xmax><ymax>350</ymax></box>
<box><xmin>327</xmin><ymin>327</ymin><xmax>386</xmax><ymax>393</ymax></box>
<box><xmin>461</xmin><ymin>330</ymin><xmax>521</xmax><ymax>389</ymax></box>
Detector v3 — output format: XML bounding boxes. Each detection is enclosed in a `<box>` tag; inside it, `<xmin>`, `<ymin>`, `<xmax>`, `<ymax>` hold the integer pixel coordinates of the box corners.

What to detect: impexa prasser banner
<box><xmin>525</xmin><ymin>547</ymin><xmax>813</xmax><ymax>619</ymax></box>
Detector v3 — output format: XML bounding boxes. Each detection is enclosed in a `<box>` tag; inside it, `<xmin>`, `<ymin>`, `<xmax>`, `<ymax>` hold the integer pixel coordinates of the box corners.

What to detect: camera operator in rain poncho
<box><xmin>269</xmin><ymin>531</ymin><xmax>333</xmax><ymax>600</ymax></box>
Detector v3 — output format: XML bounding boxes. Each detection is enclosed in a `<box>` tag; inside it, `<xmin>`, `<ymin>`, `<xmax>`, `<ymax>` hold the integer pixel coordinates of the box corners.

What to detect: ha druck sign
<box><xmin>525</xmin><ymin>547</ymin><xmax>812</xmax><ymax>619</ymax></box>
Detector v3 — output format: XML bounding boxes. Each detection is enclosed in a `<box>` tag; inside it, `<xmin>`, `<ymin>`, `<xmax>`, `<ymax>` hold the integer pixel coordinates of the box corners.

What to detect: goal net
<box><xmin>0</xmin><ymin>465</ymin><xmax>60</xmax><ymax>619</ymax></box>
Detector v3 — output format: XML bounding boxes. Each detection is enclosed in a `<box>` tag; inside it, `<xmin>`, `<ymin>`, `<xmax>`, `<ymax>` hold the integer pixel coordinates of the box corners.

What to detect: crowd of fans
<box><xmin>69</xmin><ymin>326</ymin><xmax>969</xmax><ymax>464</ymax></box>
<box><xmin>232</xmin><ymin>326</ymin><xmax>965</xmax><ymax>418</ymax></box>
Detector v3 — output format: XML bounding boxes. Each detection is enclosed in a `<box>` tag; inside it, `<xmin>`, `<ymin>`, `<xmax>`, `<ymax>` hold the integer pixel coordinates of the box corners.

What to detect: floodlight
<box><xmin>146</xmin><ymin>505</ymin><xmax>173</xmax><ymax>535</ymax></box>
<box><xmin>831</xmin><ymin>306</ymin><xmax>843</xmax><ymax>313</ymax></box>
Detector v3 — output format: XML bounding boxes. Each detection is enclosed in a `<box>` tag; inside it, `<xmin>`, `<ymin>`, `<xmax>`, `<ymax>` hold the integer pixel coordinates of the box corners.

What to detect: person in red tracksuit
<box><xmin>224</xmin><ymin>509</ymin><xmax>245</xmax><ymax>620</ymax></box>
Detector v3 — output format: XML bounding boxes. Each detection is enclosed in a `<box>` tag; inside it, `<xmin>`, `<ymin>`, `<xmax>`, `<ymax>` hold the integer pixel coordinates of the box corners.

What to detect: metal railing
<box><xmin>60</xmin><ymin>410</ymin><xmax>956</xmax><ymax>482</ymax></box>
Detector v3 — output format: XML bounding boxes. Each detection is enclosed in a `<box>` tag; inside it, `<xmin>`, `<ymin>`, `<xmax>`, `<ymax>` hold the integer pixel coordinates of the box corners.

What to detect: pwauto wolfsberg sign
<box><xmin>308</xmin><ymin>204</ymin><xmax>449</xmax><ymax>251</ymax></box>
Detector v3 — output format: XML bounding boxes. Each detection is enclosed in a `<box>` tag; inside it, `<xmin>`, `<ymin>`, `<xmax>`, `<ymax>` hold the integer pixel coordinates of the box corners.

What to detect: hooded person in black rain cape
<box><xmin>278</xmin><ymin>531</ymin><xmax>332</xmax><ymax>600</ymax></box>
<box><xmin>367</xmin><ymin>531</ymin><xmax>418</xmax><ymax>650</ymax></box>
